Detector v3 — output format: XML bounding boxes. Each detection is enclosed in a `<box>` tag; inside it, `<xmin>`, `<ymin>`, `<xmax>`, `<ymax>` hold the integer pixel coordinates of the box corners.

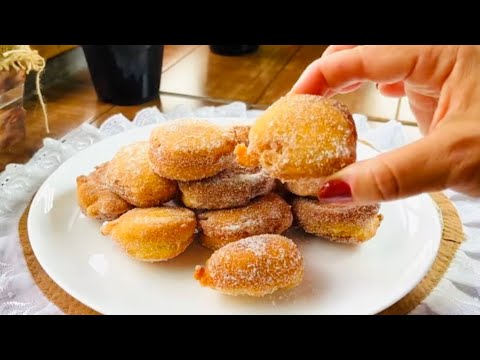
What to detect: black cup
<box><xmin>82</xmin><ymin>45</ymin><xmax>163</xmax><ymax>106</ymax></box>
<box><xmin>209</xmin><ymin>45</ymin><xmax>259</xmax><ymax>56</ymax></box>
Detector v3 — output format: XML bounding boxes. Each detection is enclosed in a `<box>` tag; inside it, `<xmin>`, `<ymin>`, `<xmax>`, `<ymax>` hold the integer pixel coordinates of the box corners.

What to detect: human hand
<box><xmin>291</xmin><ymin>45</ymin><xmax>480</xmax><ymax>204</ymax></box>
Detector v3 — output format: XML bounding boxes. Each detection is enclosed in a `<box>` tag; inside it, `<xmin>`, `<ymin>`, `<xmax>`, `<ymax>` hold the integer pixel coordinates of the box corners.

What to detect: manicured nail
<box><xmin>318</xmin><ymin>179</ymin><xmax>352</xmax><ymax>202</ymax></box>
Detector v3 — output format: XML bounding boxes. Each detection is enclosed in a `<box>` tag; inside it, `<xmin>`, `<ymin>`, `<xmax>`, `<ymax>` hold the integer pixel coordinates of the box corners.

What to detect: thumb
<box><xmin>318</xmin><ymin>130</ymin><xmax>452</xmax><ymax>204</ymax></box>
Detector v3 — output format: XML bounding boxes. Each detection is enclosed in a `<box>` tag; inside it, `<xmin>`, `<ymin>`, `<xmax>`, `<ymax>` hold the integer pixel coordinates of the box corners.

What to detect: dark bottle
<box><xmin>209</xmin><ymin>45</ymin><xmax>259</xmax><ymax>56</ymax></box>
<box><xmin>82</xmin><ymin>45</ymin><xmax>163</xmax><ymax>106</ymax></box>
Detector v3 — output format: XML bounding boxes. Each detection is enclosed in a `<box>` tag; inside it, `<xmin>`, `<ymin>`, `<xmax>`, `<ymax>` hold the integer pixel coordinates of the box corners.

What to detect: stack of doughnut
<box><xmin>76</xmin><ymin>94</ymin><xmax>384</xmax><ymax>297</ymax></box>
<box><xmin>236</xmin><ymin>94</ymin><xmax>383</xmax><ymax>244</ymax></box>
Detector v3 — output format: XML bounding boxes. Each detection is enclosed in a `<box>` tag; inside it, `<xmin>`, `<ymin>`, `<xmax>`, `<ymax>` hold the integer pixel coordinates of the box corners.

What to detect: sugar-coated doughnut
<box><xmin>194</xmin><ymin>234</ymin><xmax>304</xmax><ymax>297</ymax></box>
<box><xmin>149</xmin><ymin>119</ymin><xmax>236</xmax><ymax>181</ymax></box>
<box><xmin>292</xmin><ymin>197</ymin><xmax>383</xmax><ymax>244</ymax></box>
<box><xmin>235</xmin><ymin>94</ymin><xmax>357</xmax><ymax>180</ymax></box>
<box><xmin>285</xmin><ymin>178</ymin><xmax>325</xmax><ymax>197</ymax></box>
<box><xmin>76</xmin><ymin>162</ymin><xmax>133</xmax><ymax>221</ymax></box>
<box><xmin>178</xmin><ymin>162</ymin><xmax>275</xmax><ymax>210</ymax></box>
<box><xmin>101</xmin><ymin>207</ymin><xmax>196</xmax><ymax>262</ymax></box>
<box><xmin>197</xmin><ymin>193</ymin><xmax>293</xmax><ymax>250</ymax></box>
<box><xmin>104</xmin><ymin>141</ymin><xmax>177</xmax><ymax>207</ymax></box>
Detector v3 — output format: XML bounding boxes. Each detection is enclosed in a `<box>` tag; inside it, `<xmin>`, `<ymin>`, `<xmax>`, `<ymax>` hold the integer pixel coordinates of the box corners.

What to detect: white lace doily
<box><xmin>1</xmin><ymin>102</ymin><xmax>479</xmax><ymax>315</ymax></box>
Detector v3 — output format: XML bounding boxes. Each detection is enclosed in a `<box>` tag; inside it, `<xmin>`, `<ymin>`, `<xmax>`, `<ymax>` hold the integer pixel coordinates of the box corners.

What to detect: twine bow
<box><xmin>0</xmin><ymin>45</ymin><xmax>49</xmax><ymax>133</ymax></box>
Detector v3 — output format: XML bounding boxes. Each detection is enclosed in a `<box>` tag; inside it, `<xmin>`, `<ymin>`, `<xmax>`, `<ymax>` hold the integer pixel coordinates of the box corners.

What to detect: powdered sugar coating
<box><xmin>285</xmin><ymin>178</ymin><xmax>325</xmax><ymax>197</ymax></box>
<box><xmin>76</xmin><ymin>162</ymin><xmax>133</xmax><ymax>221</ymax></box>
<box><xmin>104</xmin><ymin>141</ymin><xmax>177</xmax><ymax>207</ymax></box>
<box><xmin>179</xmin><ymin>161</ymin><xmax>275</xmax><ymax>209</ymax></box>
<box><xmin>292</xmin><ymin>197</ymin><xmax>383</xmax><ymax>244</ymax></box>
<box><xmin>238</xmin><ymin>95</ymin><xmax>357</xmax><ymax>180</ymax></box>
<box><xmin>198</xmin><ymin>193</ymin><xmax>293</xmax><ymax>250</ymax></box>
<box><xmin>101</xmin><ymin>207</ymin><xmax>197</xmax><ymax>261</ymax></box>
<box><xmin>194</xmin><ymin>234</ymin><xmax>304</xmax><ymax>297</ymax></box>
<box><xmin>149</xmin><ymin>118</ymin><xmax>236</xmax><ymax>181</ymax></box>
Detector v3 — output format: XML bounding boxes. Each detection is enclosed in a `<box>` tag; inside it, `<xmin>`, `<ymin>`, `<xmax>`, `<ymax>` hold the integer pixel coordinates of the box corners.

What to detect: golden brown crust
<box><xmin>178</xmin><ymin>161</ymin><xmax>275</xmax><ymax>210</ymax></box>
<box><xmin>236</xmin><ymin>94</ymin><xmax>357</xmax><ymax>180</ymax></box>
<box><xmin>101</xmin><ymin>207</ymin><xmax>196</xmax><ymax>262</ymax></box>
<box><xmin>194</xmin><ymin>234</ymin><xmax>304</xmax><ymax>297</ymax></box>
<box><xmin>285</xmin><ymin>178</ymin><xmax>325</xmax><ymax>197</ymax></box>
<box><xmin>292</xmin><ymin>197</ymin><xmax>383</xmax><ymax>244</ymax></box>
<box><xmin>104</xmin><ymin>141</ymin><xmax>177</xmax><ymax>208</ymax></box>
<box><xmin>76</xmin><ymin>162</ymin><xmax>133</xmax><ymax>221</ymax></box>
<box><xmin>149</xmin><ymin>119</ymin><xmax>236</xmax><ymax>181</ymax></box>
<box><xmin>232</xmin><ymin>125</ymin><xmax>251</xmax><ymax>146</ymax></box>
<box><xmin>198</xmin><ymin>193</ymin><xmax>293</xmax><ymax>250</ymax></box>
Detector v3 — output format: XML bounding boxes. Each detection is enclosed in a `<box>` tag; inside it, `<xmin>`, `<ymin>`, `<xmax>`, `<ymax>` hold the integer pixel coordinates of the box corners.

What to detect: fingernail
<box><xmin>318</xmin><ymin>179</ymin><xmax>352</xmax><ymax>202</ymax></box>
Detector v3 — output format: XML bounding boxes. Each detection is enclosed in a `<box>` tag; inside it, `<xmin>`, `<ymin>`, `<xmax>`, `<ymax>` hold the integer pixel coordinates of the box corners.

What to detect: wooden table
<box><xmin>0</xmin><ymin>45</ymin><xmax>417</xmax><ymax>172</ymax></box>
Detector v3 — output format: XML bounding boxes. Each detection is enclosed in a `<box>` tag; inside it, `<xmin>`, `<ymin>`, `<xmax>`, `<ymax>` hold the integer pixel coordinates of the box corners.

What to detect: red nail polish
<box><xmin>318</xmin><ymin>179</ymin><xmax>352</xmax><ymax>202</ymax></box>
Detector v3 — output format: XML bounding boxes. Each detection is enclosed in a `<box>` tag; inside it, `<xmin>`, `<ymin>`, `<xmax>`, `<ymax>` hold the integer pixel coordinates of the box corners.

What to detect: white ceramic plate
<box><xmin>28</xmin><ymin>122</ymin><xmax>442</xmax><ymax>315</ymax></box>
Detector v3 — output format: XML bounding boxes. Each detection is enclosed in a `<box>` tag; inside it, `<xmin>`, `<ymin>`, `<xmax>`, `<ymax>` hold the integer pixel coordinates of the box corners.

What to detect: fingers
<box><xmin>405</xmin><ymin>89</ymin><xmax>439</xmax><ymax>135</ymax></box>
<box><xmin>292</xmin><ymin>45</ymin><xmax>422</xmax><ymax>96</ymax></box>
<box><xmin>377</xmin><ymin>82</ymin><xmax>406</xmax><ymax>97</ymax></box>
<box><xmin>321</xmin><ymin>83</ymin><xmax>363</xmax><ymax>98</ymax></box>
<box><xmin>337</xmin><ymin>83</ymin><xmax>363</xmax><ymax>94</ymax></box>
<box><xmin>321</xmin><ymin>45</ymin><xmax>357</xmax><ymax>58</ymax></box>
<box><xmin>324</xmin><ymin>46</ymin><xmax>362</xmax><ymax>94</ymax></box>
<box><xmin>318</xmin><ymin>129</ymin><xmax>453</xmax><ymax>204</ymax></box>
<box><xmin>322</xmin><ymin>46</ymin><xmax>362</xmax><ymax>94</ymax></box>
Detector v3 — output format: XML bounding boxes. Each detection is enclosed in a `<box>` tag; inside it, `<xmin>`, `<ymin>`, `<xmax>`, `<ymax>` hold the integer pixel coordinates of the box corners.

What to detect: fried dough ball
<box><xmin>194</xmin><ymin>234</ymin><xmax>304</xmax><ymax>297</ymax></box>
<box><xmin>197</xmin><ymin>193</ymin><xmax>293</xmax><ymax>250</ymax></box>
<box><xmin>101</xmin><ymin>207</ymin><xmax>196</xmax><ymax>262</ymax></box>
<box><xmin>178</xmin><ymin>162</ymin><xmax>275</xmax><ymax>210</ymax></box>
<box><xmin>285</xmin><ymin>178</ymin><xmax>325</xmax><ymax>197</ymax></box>
<box><xmin>104</xmin><ymin>141</ymin><xmax>177</xmax><ymax>208</ymax></box>
<box><xmin>292</xmin><ymin>197</ymin><xmax>383</xmax><ymax>244</ymax></box>
<box><xmin>149</xmin><ymin>119</ymin><xmax>236</xmax><ymax>181</ymax></box>
<box><xmin>76</xmin><ymin>162</ymin><xmax>133</xmax><ymax>221</ymax></box>
<box><xmin>235</xmin><ymin>94</ymin><xmax>357</xmax><ymax>180</ymax></box>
